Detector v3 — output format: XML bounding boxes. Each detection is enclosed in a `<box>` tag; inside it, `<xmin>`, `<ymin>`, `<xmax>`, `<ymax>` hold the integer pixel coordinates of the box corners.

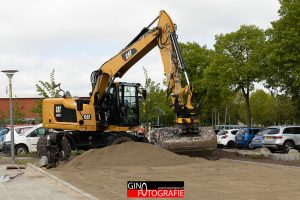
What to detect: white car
<box><xmin>217</xmin><ymin>129</ymin><xmax>239</xmax><ymax>148</ymax></box>
<box><xmin>0</xmin><ymin>125</ymin><xmax>34</xmax><ymax>150</ymax></box>
<box><xmin>2</xmin><ymin>124</ymin><xmax>49</xmax><ymax>155</ymax></box>
<box><xmin>263</xmin><ymin>126</ymin><xmax>300</xmax><ymax>153</ymax></box>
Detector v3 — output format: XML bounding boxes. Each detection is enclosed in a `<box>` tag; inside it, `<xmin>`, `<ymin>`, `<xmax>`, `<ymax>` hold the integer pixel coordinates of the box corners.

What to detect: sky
<box><xmin>0</xmin><ymin>0</ymin><xmax>280</xmax><ymax>98</ymax></box>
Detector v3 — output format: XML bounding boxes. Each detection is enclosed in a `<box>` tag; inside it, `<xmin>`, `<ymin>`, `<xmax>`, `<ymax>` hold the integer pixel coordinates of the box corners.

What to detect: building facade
<box><xmin>0</xmin><ymin>98</ymin><xmax>42</xmax><ymax>124</ymax></box>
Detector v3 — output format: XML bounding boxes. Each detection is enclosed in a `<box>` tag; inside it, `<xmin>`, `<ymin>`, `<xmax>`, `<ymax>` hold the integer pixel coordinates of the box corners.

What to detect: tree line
<box><xmin>141</xmin><ymin>0</ymin><xmax>299</xmax><ymax>127</ymax></box>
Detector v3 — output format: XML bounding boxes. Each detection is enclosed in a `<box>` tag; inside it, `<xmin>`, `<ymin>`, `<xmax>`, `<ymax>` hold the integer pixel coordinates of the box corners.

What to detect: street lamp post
<box><xmin>1</xmin><ymin>70</ymin><xmax>18</xmax><ymax>164</ymax></box>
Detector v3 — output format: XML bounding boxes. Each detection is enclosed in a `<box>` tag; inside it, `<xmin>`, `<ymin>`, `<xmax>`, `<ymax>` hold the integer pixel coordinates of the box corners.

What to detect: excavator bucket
<box><xmin>151</xmin><ymin>126</ymin><xmax>217</xmax><ymax>153</ymax></box>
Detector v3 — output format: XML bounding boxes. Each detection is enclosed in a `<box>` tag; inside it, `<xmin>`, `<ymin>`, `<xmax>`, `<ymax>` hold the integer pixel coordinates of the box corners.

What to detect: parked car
<box><xmin>235</xmin><ymin>128</ymin><xmax>262</xmax><ymax>149</ymax></box>
<box><xmin>214</xmin><ymin>124</ymin><xmax>246</xmax><ymax>134</ymax></box>
<box><xmin>2</xmin><ymin>124</ymin><xmax>49</xmax><ymax>155</ymax></box>
<box><xmin>0</xmin><ymin>128</ymin><xmax>9</xmax><ymax>143</ymax></box>
<box><xmin>217</xmin><ymin>129</ymin><xmax>239</xmax><ymax>148</ymax></box>
<box><xmin>263</xmin><ymin>125</ymin><xmax>300</xmax><ymax>153</ymax></box>
<box><xmin>0</xmin><ymin>125</ymin><xmax>34</xmax><ymax>150</ymax></box>
<box><xmin>249</xmin><ymin>129</ymin><xmax>266</xmax><ymax>149</ymax></box>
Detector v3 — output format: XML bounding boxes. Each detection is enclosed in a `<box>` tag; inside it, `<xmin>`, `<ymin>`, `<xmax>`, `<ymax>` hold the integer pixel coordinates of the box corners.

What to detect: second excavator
<box><xmin>37</xmin><ymin>10</ymin><xmax>216</xmax><ymax>166</ymax></box>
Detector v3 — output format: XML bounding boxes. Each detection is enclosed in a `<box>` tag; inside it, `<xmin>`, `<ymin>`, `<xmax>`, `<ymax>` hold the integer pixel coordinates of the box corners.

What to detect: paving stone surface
<box><xmin>0</xmin><ymin>165</ymin><xmax>88</xmax><ymax>200</ymax></box>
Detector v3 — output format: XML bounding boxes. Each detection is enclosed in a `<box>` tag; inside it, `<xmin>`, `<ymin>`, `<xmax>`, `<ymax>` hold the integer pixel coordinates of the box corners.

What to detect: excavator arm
<box><xmin>90</xmin><ymin>10</ymin><xmax>194</xmax><ymax>126</ymax></box>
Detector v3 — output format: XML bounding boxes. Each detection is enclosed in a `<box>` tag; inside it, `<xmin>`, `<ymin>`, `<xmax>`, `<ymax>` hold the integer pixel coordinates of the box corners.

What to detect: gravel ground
<box><xmin>48</xmin><ymin>143</ymin><xmax>300</xmax><ymax>200</ymax></box>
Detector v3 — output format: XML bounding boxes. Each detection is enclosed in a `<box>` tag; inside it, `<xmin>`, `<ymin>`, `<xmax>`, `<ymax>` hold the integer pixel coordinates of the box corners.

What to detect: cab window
<box><xmin>283</xmin><ymin>128</ymin><xmax>292</xmax><ymax>134</ymax></box>
<box><xmin>231</xmin><ymin>130</ymin><xmax>238</xmax><ymax>135</ymax></box>
<box><xmin>293</xmin><ymin>127</ymin><xmax>300</xmax><ymax>134</ymax></box>
<box><xmin>15</xmin><ymin>127</ymin><xmax>32</xmax><ymax>134</ymax></box>
<box><xmin>253</xmin><ymin>129</ymin><xmax>261</xmax><ymax>135</ymax></box>
<box><xmin>27</xmin><ymin>128</ymin><xmax>48</xmax><ymax>137</ymax></box>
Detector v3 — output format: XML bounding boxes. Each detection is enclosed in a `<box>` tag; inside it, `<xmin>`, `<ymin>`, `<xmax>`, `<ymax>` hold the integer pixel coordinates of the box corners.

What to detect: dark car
<box><xmin>235</xmin><ymin>128</ymin><xmax>262</xmax><ymax>149</ymax></box>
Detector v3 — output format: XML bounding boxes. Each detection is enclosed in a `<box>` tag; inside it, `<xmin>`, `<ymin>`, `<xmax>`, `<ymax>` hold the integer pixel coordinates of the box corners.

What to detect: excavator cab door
<box><xmin>102</xmin><ymin>82</ymin><xmax>140</xmax><ymax>127</ymax></box>
<box><xmin>117</xmin><ymin>83</ymin><xmax>139</xmax><ymax>126</ymax></box>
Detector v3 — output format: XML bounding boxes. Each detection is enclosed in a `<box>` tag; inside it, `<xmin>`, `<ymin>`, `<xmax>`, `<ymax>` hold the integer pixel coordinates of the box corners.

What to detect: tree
<box><xmin>32</xmin><ymin>69</ymin><xmax>62</xmax><ymax>120</ymax></box>
<box><xmin>265</xmin><ymin>0</ymin><xmax>299</xmax><ymax>97</ymax></box>
<box><xmin>265</xmin><ymin>0</ymin><xmax>300</xmax><ymax>122</ymax></box>
<box><xmin>205</xmin><ymin>25</ymin><xmax>266</xmax><ymax>126</ymax></box>
<box><xmin>250</xmin><ymin>90</ymin><xmax>276</xmax><ymax>126</ymax></box>
<box><xmin>274</xmin><ymin>94</ymin><xmax>297</xmax><ymax>125</ymax></box>
<box><xmin>139</xmin><ymin>67</ymin><xmax>174</xmax><ymax>126</ymax></box>
<box><xmin>36</xmin><ymin>69</ymin><xmax>62</xmax><ymax>98</ymax></box>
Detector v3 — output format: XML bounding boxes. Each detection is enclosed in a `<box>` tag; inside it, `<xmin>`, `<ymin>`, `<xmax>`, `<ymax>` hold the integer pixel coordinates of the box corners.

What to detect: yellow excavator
<box><xmin>37</xmin><ymin>10</ymin><xmax>216</xmax><ymax>167</ymax></box>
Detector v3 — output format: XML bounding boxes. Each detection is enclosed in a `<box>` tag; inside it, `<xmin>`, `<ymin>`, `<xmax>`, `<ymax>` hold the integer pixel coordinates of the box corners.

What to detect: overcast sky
<box><xmin>0</xmin><ymin>0</ymin><xmax>280</xmax><ymax>98</ymax></box>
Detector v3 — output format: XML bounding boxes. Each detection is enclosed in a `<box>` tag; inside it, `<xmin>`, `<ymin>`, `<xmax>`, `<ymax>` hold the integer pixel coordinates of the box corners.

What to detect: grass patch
<box><xmin>16</xmin><ymin>152</ymin><xmax>37</xmax><ymax>157</ymax></box>
<box><xmin>71</xmin><ymin>150</ymin><xmax>86</xmax><ymax>156</ymax></box>
<box><xmin>16</xmin><ymin>159</ymin><xmax>36</xmax><ymax>165</ymax></box>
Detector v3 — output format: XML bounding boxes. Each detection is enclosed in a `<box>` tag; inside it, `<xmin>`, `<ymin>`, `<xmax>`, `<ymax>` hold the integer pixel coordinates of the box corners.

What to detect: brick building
<box><xmin>0</xmin><ymin>98</ymin><xmax>42</xmax><ymax>124</ymax></box>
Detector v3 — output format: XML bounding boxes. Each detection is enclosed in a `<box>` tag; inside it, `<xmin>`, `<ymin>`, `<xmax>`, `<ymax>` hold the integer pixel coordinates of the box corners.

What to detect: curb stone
<box><xmin>224</xmin><ymin>158</ymin><xmax>300</xmax><ymax>169</ymax></box>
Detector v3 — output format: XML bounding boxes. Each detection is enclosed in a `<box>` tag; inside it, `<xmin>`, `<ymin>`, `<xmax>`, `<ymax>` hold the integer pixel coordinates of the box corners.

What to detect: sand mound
<box><xmin>63</xmin><ymin>142</ymin><xmax>198</xmax><ymax>169</ymax></box>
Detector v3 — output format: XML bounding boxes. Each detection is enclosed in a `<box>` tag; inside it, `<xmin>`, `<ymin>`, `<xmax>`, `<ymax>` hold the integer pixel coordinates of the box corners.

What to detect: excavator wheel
<box><xmin>37</xmin><ymin>136</ymin><xmax>48</xmax><ymax>158</ymax></box>
<box><xmin>111</xmin><ymin>136</ymin><xmax>134</xmax><ymax>145</ymax></box>
<box><xmin>37</xmin><ymin>134</ymin><xmax>71</xmax><ymax>164</ymax></box>
<box><xmin>153</xmin><ymin>126</ymin><xmax>217</xmax><ymax>153</ymax></box>
<box><xmin>57</xmin><ymin>136</ymin><xmax>72</xmax><ymax>161</ymax></box>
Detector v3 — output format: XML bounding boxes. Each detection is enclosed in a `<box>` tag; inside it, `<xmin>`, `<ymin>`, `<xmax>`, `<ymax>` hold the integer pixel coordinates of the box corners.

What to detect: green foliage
<box><xmin>0</xmin><ymin>110</ymin><xmax>7</xmax><ymax>126</ymax></box>
<box><xmin>250</xmin><ymin>90</ymin><xmax>276</xmax><ymax>126</ymax></box>
<box><xmin>0</xmin><ymin>99</ymin><xmax>26</xmax><ymax>125</ymax></box>
<box><xmin>205</xmin><ymin>25</ymin><xmax>266</xmax><ymax>126</ymax></box>
<box><xmin>33</xmin><ymin>69</ymin><xmax>62</xmax><ymax>119</ymax></box>
<box><xmin>265</xmin><ymin>0</ymin><xmax>300</xmax><ymax>98</ymax></box>
<box><xmin>35</xmin><ymin>69</ymin><xmax>62</xmax><ymax>98</ymax></box>
<box><xmin>31</xmin><ymin>99</ymin><xmax>42</xmax><ymax>123</ymax></box>
<box><xmin>139</xmin><ymin>67</ymin><xmax>174</xmax><ymax>126</ymax></box>
<box><xmin>264</xmin><ymin>0</ymin><xmax>300</xmax><ymax>122</ymax></box>
<box><xmin>274</xmin><ymin>94</ymin><xmax>297</xmax><ymax>125</ymax></box>
<box><xmin>13</xmin><ymin>100</ymin><xmax>25</xmax><ymax>124</ymax></box>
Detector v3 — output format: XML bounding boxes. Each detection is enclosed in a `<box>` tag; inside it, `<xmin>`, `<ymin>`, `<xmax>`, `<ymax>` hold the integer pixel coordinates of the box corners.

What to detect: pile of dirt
<box><xmin>62</xmin><ymin>142</ymin><xmax>199</xmax><ymax>169</ymax></box>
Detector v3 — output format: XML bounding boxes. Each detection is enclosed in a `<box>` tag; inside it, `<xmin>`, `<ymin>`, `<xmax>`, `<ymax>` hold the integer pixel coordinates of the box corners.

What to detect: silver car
<box><xmin>263</xmin><ymin>125</ymin><xmax>300</xmax><ymax>153</ymax></box>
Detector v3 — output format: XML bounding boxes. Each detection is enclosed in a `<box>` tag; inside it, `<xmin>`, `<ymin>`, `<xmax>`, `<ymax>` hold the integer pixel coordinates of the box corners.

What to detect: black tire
<box><xmin>37</xmin><ymin>136</ymin><xmax>48</xmax><ymax>158</ymax></box>
<box><xmin>247</xmin><ymin>142</ymin><xmax>252</xmax><ymax>150</ymax></box>
<box><xmin>141</xmin><ymin>136</ymin><xmax>149</xmax><ymax>143</ymax></box>
<box><xmin>15</xmin><ymin>144</ymin><xmax>28</xmax><ymax>156</ymax></box>
<box><xmin>283</xmin><ymin>141</ymin><xmax>295</xmax><ymax>153</ymax></box>
<box><xmin>226</xmin><ymin>141</ymin><xmax>235</xmax><ymax>148</ymax></box>
<box><xmin>111</xmin><ymin>136</ymin><xmax>134</xmax><ymax>145</ymax></box>
<box><xmin>58</xmin><ymin>136</ymin><xmax>71</xmax><ymax>160</ymax></box>
<box><xmin>268</xmin><ymin>148</ymin><xmax>276</xmax><ymax>153</ymax></box>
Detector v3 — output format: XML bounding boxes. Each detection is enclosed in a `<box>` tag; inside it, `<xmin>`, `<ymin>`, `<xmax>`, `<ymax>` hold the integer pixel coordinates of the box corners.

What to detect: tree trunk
<box><xmin>244</xmin><ymin>96</ymin><xmax>251</xmax><ymax>127</ymax></box>
<box><xmin>241</xmin><ymin>87</ymin><xmax>251</xmax><ymax>127</ymax></box>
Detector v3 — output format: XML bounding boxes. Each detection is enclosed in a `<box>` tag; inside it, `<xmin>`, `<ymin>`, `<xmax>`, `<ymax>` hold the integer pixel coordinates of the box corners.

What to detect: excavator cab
<box><xmin>99</xmin><ymin>82</ymin><xmax>140</xmax><ymax>127</ymax></box>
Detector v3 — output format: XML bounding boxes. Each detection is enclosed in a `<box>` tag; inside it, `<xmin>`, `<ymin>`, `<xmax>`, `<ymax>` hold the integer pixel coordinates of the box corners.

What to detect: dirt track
<box><xmin>50</xmin><ymin>143</ymin><xmax>300</xmax><ymax>200</ymax></box>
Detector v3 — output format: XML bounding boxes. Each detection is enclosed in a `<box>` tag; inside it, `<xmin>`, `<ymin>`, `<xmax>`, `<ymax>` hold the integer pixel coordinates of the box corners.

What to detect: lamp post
<box><xmin>1</xmin><ymin>70</ymin><xmax>18</xmax><ymax>164</ymax></box>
